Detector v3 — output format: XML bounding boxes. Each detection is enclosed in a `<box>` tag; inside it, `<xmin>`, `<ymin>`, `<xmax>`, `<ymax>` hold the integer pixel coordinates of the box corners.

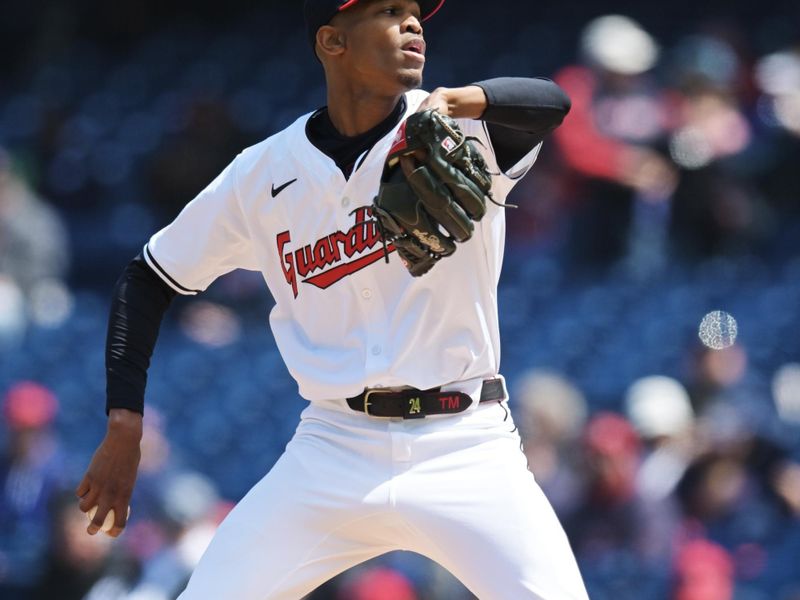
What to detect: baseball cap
<box><xmin>624</xmin><ymin>375</ymin><xmax>694</xmax><ymax>439</ymax></box>
<box><xmin>580</xmin><ymin>15</ymin><xmax>659</xmax><ymax>75</ymax></box>
<box><xmin>3</xmin><ymin>381</ymin><xmax>58</xmax><ymax>430</ymax></box>
<box><xmin>304</xmin><ymin>0</ymin><xmax>445</xmax><ymax>50</ymax></box>
<box><xmin>583</xmin><ymin>412</ymin><xmax>640</xmax><ymax>458</ymax></box>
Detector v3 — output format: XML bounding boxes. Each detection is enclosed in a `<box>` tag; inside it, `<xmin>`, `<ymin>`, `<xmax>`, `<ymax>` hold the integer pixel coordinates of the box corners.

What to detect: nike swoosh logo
<box><xmin>271</xmin><ymin>178</ymin><xmax>298</xmax><ymax>198</ymax></box>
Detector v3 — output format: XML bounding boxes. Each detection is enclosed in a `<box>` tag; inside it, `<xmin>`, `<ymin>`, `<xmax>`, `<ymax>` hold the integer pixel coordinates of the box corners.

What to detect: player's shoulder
<box><xmin>234</xmin><ymin>112</ymin><xmax>315</xmax><ymax>174</ymax></box>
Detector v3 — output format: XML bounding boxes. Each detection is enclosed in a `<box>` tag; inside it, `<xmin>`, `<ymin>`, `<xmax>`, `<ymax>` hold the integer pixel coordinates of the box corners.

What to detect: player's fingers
<box><xmin>107</xmin><ymin>505</ymin><xmax>131</xmax><ymax>538</ymax></box>
<box><xmin>417</xmin><ymin>93</ymin><xmax>447</xmax><ymax>115</ymax></box>
<box><xmin>86</xmin><ymin>499</ymin><xmax>124</xmax><ymax>537</ymax></box>
<box><xmin>87</xmin><ymin>504</ymin><xmax>111</xmax><ymax>536</ymax></box>
<box><xmin>75</xmin><ymin>475</ymin><xmax>91</xmax><ymax>499</ymax></box>
<box><xmin>77</xmin><ymin>488</ymin><xmax>100</xmax><ymax>513</ymax></box>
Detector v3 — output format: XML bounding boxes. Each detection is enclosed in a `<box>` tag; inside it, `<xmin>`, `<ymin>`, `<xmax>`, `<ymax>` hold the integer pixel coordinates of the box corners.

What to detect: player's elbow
<box><xmin>529</xmin><ymin>78</ymin><xmax>572</xmax><ymax>131</ymax></box>
<box><xmin>555</xmin><ymin>86</ymin><xmax>572</xmax><ymax>119</ymax></box>
<box><xmin>541</xmin><ymin>79</ymin><xmax>572</xmax><ymax>121</ymax></box>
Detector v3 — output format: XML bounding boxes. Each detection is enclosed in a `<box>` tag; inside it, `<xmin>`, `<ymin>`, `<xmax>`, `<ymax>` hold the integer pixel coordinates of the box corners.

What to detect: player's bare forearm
<box><xmin>75</xmin><ymin>408</ymin><xmax>142</xmax><ymax>537</ymax></box>
<box><xmin>418</xmin><ymin>86</ymin><xmax>488</xmax><ymax>119</ymax></box>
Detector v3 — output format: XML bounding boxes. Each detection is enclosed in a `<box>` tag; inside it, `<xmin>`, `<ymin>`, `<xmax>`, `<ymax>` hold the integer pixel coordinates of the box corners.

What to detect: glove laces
<box><xmin>350</xmin><ymin>206</ymin><xmax>393</xmax><ymax>264</ymax></box>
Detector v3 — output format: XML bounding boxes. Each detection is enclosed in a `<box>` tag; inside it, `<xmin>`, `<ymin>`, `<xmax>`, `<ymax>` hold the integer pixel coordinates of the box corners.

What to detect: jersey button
<box><xmin>371</xmin><ymin>345</ymin><xmax>382</xmax><ymax>356</ymax></box>
<box><xmin>361</xmin><ymin>288</ymin><xmax>372</xmax><ymax>299</ymax></box>
<box><xmin>342</xmin><ymin>196</ymin><xmax>351</xmax><ymax>208</ymax></box>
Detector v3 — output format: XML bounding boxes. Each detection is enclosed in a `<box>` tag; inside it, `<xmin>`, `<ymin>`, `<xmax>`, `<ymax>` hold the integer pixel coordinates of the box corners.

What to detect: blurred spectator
<box><xmin>677</xmin><ymin>394</ymin><xmax>800</xmax><ymax>588</ymax></box>
<box><xmin>124</xmin><ymin>471</ymin><xmax>222</xmax><ymax>600</ymax></box>
<box><xmin>564</xmin><ymin>412</ymin><xmax>680</xmax><ymax>565</ymax></box>
<box><xmin>179</xmin><ymin>300</ymin><xmax>242</xmax><ymax>348</ymax></box>
<box><xmin>335</xmin><ymin>566</ymin><xmax>418</xmax><ymax>600</ymax></box>
<box><xmin>0</xmin><ymin>274</ymin><xmax>26</xmax><ymax>349</ymax></box>
<box><xmin>304</xmin><ymin>553</ymin><xmax>472</xmax><ymax>600</ymax></box>
<box><xmin>673</xmin><ymin>538</ymin><xmax>734</xmax><ymax>600</ymax></box>
<box><xmin>772</xmin><ymin>363</ymin><xmax>800</xmax><ymax>519</ymax></box>
<box><xmin>0</xmin><ymin>382</ymin><xmax>66</xmax><ymax>599</ymax></box>
<box><xmin>625</xmin><ymin>375</ymin><xmax>696</xmax><ymax>501</ymax></box>
<box><xmin>771</xmin><ymin>460</ymin><xmax>800</xmax><ymax>518</ymax></box>
<box><xmin>772</xmin><ymin>363</ymin><xmax>800</xmax><ymax>428</ymax></box>
<box><xmin>665</xmin><ymin>35</ymin><xmax>771</xmax><ymax>260</ymax></box>
<box><xmin>118</xmin><ymin>408</ymin><xmax>179</xmax><ymax>575</ymax></box>
<box><xmin>0</xmin><ymin>147</ymin><xmax>70</xmax><ymax>294</ymax></box>
<box><xmin>552</xmin><ymin>15</ymin><xmax>678</xmax><ymax>271</ymax></box>
<box><xmin>686</xmin><ymin>343</ymin><xmax>749</xmax><ymax>417</ymax></box>
<box><xmin>34</xmin><ymin>492</ymin><xmax>134</xmax><ymax>600</ymax></box>
<box><xmin>755</xmin><ymin>49</ymin><xmax>800</xmax><ymax>139</ymax></box>
<box><xmin>677</xmin><ymin>450</ymin><xmax>749</xmax><ymax>529</ymax></box>
<box><xmin>514</xmin><ymin>369</ymin><xmax>588</xmax><ymax>515</ymax></box>
<box><xmin>0</xmin><ymin>147</ymin><xmax>73</xmax><ymax>335</ymax></box>
<box><xmin>752</xmin><ymin>47</ymin><xmax>800</xmax><ymax>254</ymax></box>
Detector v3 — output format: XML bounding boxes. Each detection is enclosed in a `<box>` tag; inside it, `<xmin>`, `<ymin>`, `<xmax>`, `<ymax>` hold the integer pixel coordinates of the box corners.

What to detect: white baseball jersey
<box><xmin>144</xmin><ymin>90</ymin><xmax>540</xmax><ymax>401</ymax></box>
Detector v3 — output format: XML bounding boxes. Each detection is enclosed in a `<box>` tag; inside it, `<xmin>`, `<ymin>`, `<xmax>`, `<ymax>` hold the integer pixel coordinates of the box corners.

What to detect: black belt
<box><xmin>346</xmin><ymin>378</ymin><xmax>506</xmax><ymax>419</ymax></box>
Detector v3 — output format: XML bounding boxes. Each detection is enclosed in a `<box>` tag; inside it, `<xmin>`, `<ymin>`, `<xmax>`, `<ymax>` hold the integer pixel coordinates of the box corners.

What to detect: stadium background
<box><xmin>1</xmin><ymin>0</ymin><xmax>799</xmax><ymax>598</ymax></box>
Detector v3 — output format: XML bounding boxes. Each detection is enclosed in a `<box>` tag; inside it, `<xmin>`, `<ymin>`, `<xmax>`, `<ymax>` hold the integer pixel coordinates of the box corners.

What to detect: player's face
<box><xmin>335</xmin><ymin>0</ymin><xmax>426</xmax><ymax>93</ymax></box>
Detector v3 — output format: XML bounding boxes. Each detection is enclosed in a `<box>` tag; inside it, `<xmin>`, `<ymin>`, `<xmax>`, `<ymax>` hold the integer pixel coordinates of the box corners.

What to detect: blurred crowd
<box><xmin>1</xmin><ymin>380</ymin><xmax>232</xmax><ymax>600</ymax></box>
<box><xmin>1</xmin><ymin>2</ymin><xmax>799</xmax><ymax>599</ymax></box>
<box><xmin>515</xmin><ymin>357</ymin><xmax>800</xmax><ymax>600</ymax></box>
<box><xmin>511</xmin><ymin>14</ymin><xmax>800</xmax><ymax>273</ymax></box>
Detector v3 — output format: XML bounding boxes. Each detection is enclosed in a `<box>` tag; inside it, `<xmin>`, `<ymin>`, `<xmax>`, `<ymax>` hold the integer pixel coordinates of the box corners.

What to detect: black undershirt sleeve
<box><xmin>472</xmin><ymin>77</ymin><xmax>571</xmax><ymax>173</ymax></box>
<box><xmin>105</xmin><ymin>252</ymin><xmax>177</xmax><ymax>415</ymax></box>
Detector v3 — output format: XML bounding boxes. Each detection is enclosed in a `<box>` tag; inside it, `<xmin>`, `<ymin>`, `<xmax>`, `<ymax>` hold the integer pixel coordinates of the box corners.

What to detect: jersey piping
<box><xmin>143</xmin><ymin>243</ymin><xmax>201</xmax><ymax>295</ymax></box>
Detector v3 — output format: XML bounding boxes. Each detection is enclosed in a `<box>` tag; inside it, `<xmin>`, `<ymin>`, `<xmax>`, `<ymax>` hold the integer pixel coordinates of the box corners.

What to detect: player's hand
<box><xmin>417</xmin><ymin>86</ymin><xmax>487</xmax><ymax>119</ymax></box>
<box><xmin>75</xmin><ymin>408</ymin><xmax>142</xmax><ymax>537</ymax></box>
<box><xmin>417</xmin><ymin>87</ymin><xmax>451</xmax><ymax>115</ymax></box>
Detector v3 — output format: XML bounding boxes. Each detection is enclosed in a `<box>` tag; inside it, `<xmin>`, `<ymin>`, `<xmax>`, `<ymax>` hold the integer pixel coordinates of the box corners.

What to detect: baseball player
<box><xmin>76</xmin><ymin>1</ymin><xmax>589</xmax><ymax>598</ymax></box>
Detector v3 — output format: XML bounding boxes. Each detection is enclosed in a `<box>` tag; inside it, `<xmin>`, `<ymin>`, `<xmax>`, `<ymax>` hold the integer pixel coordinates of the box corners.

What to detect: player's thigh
<box><xmin>181</xmin><ymin>523</ymin><xmax>387</xmax><ymax>600</ymax></box>
<box><xmin>177</xmin><ymin>434</ymin><xmax>392</xmax><ymax>599</ymax></box>
<box><xmin>404</xmin><ymin>435</ymin><xmax>589</xmax><ymax>600</ymax></box>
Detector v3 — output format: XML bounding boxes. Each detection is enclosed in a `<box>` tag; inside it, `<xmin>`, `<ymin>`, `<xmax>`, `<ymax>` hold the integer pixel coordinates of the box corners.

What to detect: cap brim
<box><xmin>418</xmin><ymin>0</ymin><xmax>446</xmax><ymax>20</ymax></box>
<box><xmin>339</xmin><ymin>0</ymin><xmax>445</xmax><ymax>20</ymax></box>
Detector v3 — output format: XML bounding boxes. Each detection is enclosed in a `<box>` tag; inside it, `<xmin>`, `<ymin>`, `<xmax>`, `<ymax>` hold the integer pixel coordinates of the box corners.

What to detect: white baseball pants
<box><xmin>177</xmin><ymin>399</ymin><xmax>589</xmax><ymax>599</ymax></box>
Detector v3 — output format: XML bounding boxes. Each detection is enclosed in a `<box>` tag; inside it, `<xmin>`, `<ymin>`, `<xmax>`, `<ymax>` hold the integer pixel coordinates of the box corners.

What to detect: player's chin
<box><xmin>396</xmin><ymin>67</ymin><xmax>424</xmax><ymax>91</ymax></box>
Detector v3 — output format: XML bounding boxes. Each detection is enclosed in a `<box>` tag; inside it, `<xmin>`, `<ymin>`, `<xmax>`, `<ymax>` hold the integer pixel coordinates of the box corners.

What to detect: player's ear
<box><xmin>316</xmin><ymin>25</ymin><xmax>347</xmax><ymax>58</ymax></box>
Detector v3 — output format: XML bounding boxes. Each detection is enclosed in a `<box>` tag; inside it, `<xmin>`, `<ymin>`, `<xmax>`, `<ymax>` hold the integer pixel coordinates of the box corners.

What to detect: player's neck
<box><xmin>325</xmin><ymin>81</ymin><xmax>404</xmax><ymax>137</ymax></box>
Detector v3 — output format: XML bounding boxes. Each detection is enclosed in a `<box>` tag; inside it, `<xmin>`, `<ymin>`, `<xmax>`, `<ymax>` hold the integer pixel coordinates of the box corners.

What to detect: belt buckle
<box><xmin>363</xmin><ymin>389</ymin><xmax>392</xmax><ymax>416</ymax></box>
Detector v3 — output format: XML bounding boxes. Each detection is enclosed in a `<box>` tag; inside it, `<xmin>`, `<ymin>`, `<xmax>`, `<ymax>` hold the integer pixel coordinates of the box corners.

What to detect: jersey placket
<box><xmin>361</xmin><ymin>268</ymin><xmax>389</xmax><ymax>385</ymax></box>
<box><xmin>338</xmin><ymin>164</ymin><xmax>391</xmax><ymax>386</ymax></box>
<box><xmin>358</xmin><ymin>136</ymin><xmax>406</xmax><ymax>388</ymax></box>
